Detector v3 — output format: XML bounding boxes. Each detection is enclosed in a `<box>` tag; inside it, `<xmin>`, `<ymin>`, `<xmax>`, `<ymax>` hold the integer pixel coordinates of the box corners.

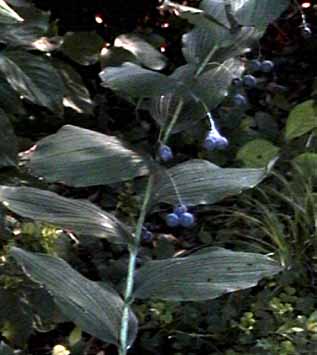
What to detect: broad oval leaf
<box><xmin>11</xmin><ymin>247</ymin><xmax>138</xmax><ymax>346</ymax></box>
<box><xmin>293</xmin><ymin>153</ymin><xmax>317</xmax><ymax>178</ymax></box>
<box><xmin>0</xmin><ymin>0</ymin><xmax>23</xmax><ymax>24</ymax></box>
<box><xmin>133</xmin><ymin>247</ymin><xmax>282</xmax><ymax>301</ymax></box>
<box><xmin>0</xmin><ymin>109</ymin><xmax>17</xmax><ymax>167</ymax></box>
<box><xmin>0</xmin><ymin>5</ymin><xmax>49</xmax><ymax>46</ymax></box>
<box><xmin>0</xmin><ymin>74</ymin><xmax>25</xmax><ymax>114</ymax></box>
<box><xmin>60</xmin><ymin>31</ymin><xmax>104</xmax><ymax>66</ymax></box>
<box><xmin>99</xmin><ymin>62</ymin><xmax>180</xmax><ymax>98</ymax></box>
<box><xmin>232</xmin><ymin>0</ymin><xmax>290</xmax><ymax>28</ymax></box>
<box><xmin>27</xmin><ymin>125</ymin><xmax>153</xmax><ymax>187</ymax></box>
<box><xmin>114</xmin><ymin>34</ymin><xmax>167</xmax><ymax>71</ymax></box>
<box><xmin>182</xmin><ymin>26</ymin><xmax>262</xmax><ymax>66</ymax></box>
<box><xmin>285</xmin><ymin>100</ymin><xmax>317</xmax><ymax>141</ymax></box>
<box><xmin>201</xmin><ymin>0</ymin><xmax>289</xmax><ymax>29</ymax></box>
<box><xmin>192</xmin><ymin>58</ymin><xmax>245</xmax><ymax>109</ymax></box>
<box><xmin>150</xmin><ymin>159</ymin><xmax>267</xmax><ymax>208</ymax></box>
<box><xmin>54</xmin><ymin>60</ymin><xmax>94</xmax><ymax>115</ymax></box>
<box><xmin>237</xmin><ymin>139</ymin><xmax>280</xmax><ymax>168</ymax></box>
<box><xmin>0</xmin><ymin>49</ymin><xmax>64</xmax><ymax>112</ymax></box>
<box><xmin>161</xmin><ymin>0</ymin><xmax>228</xmax><ymax>31</ymax></box>
<box><xmin>0</xmin><ymin>186</ymin><xmax>131</xmax><ymax>244</ymax></box>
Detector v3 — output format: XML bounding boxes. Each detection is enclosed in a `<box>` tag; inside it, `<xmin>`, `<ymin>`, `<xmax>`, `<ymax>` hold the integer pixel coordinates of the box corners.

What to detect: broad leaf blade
<box><xmin>133</xmin><ymin>248</ymin><xmax>282</xmax><ymax>301</ymax></box>
<box><xmin>192</xmin><ymin>58</ymin><xmax>245</xmax><ymax>109</ymax></box>
<box><xmin>161</xmin><ymin>0</ymin><xmax>228</xmax><ymax>30</ymax></box>
<box><xmin>0</xmin><ymin>49</ymin><xmax>64</xmax><ymax>112</ymax></box>
<box><xmin>60</xmin><ymin>31</ymin><xmax>104</xmax><ymax>66</ymax></box>
<box><xmin>0</xmin><ymin>0</ymin><xmax>23</xmax><ymax>24</ymax></box>
<box><xmin>237</xmin><ymin>139</ymin><xmax>280</xmax><ymax>168</ymax></box>
<box><xmin>99</xmin><ymin>62</ymin><xmax>179</xmax><ymax>98</ymax></box>
<box><xmin>201</xmin><ymin>0</ymin><xmax>289</xmax><ymax>29</ymax></box>
<box><xmin>54</xmin><ymin>60</ymin><xmax>94</xmax><ymax>114</ymax></box>
<box><xmin>114</xmin><ymin>34</ymin><xmax>167</xmax><ymax>71</ymax></box>
<box><xmin>285</xmin><ymin>100</ymin><xmax>317</xmax><ymax>140</ymax></box>
<box><xmin>150</xmin><ymin>160</ymin><xmax>267</xmax><ymax>208</ymax></box>
<box><xmin>0</xmin><ymin>5</ymin><xmax>49</xmax><ymax>46</ymax></box>
<box><xmin>11</xmin><ymin>247</ymin><xmax>138</xmax><ymax>346</ymax></box>
<box><xmin>0</xmin><ymin>109</ymin><xmax>17</xmax><ymax>167</ymax></box>
<box><xmin>0</xmin><ymin>186</ymin><xmax>131</xmax><ymax>244</ymax></box>
<box><xmin>27</xmin><ymin>125</ymin><xmax>152</xmax><ymax>187</ymax></box>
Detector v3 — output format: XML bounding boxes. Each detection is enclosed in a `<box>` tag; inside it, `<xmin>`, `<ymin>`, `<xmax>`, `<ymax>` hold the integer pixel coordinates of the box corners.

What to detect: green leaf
<box><xmin>27</xmin><ymin>125</ymin><xmax>153</xmax><ymax>187</ymax></box>
<box><xmin>0</xmin><ymin>50</ymin><xmax>64</xmax><ymax>112</ymax></box>
<box><xmin>0</xmin><ymin>342</ymin><xmax>14</xmax><ymax>355</ymax></box>
<box><xmin>0</xmin><ymin>5</ymin><xmax>49</xmax><ymax>46</ymax></box>
<box><xmin>0</xmin><ymin>0</ymin><xmax>23</xmax><ymax>24</ymax></box>
<box><xmin>0</xmin><ymin>186</ymin><xmax>131</xmax><ymax>244</ymax></box>
<box><xmin>11</xmin><ymin>247</ymin><xmax>138</xmax><ymax>346</ymax></box>
<box><xmin>114</xmin><ymin>33</ymin><xmax>167</xmax><ymax>71</ymax></box>
<box><xmin>150</xmin><ymin>159</ymin><xmax>267</xmax><ymax>208</ymax></box>
<box><xmin>133</xmin><ymin>247</ymin><xmax>281</xmax><ymax>301</ymax></box>
<box><xmin>54</xmin><ymin>60</ymin><xmax>94</xmax><ymax>115</ymax></box>
<box><xmin>237</xmin><ymin>139</ymin><xmax>280</xmax><ymax>167</ymax></box>
<box><xmin>192</xmin><ymin>58</ymin><xmax>245</xmax><ymax>109</ymax></box>
<box><xmin>0</xmin><ymin>109</ymin><xmax>17</xmax><ymax>167</ymax></box>
<box><xmin>293</xmin><ymin>153</ymin><xmax>317</xmax><ymax>178</ymax></box>
<box><xmin>201</xmin><ymin>0</ymin><xmax>289</xmax><ymax>29</ymax></box>
<box><xmin>232</xmin><ymin>0</ymin><xmax>290</xmax><ymax>28</ymax></box>
<box><xmin>285</xmin><ymin>100</ymin><xmax>317</xmax><ymax>140</ymax></box>
<box><xmin>99</xmin><ymin>62</ymin><xmax>179</xmax><ymax>98</ymax></box>
<box><xmin>0</xmin><ymin>74</ymin><xmax>25</xmax><ymax>114</ymax></box>
<box><xmin>161</xmin><ymin>0</ymin><xmax>228</xmax><ymax>30</ymax></box>
<box><xmin>182</xmin><ymin>26</ymin><xmax>262</xmax><ymax>65</ymax></box>
<box><xmin>60</xmin><ymin>31</ymin><xmax>104</xmax><ymax>66</ymax></box>
<box><xmin>100</xmin><ymin>47</ymin><xmax>138</xmax><ymax>68</ymax></box>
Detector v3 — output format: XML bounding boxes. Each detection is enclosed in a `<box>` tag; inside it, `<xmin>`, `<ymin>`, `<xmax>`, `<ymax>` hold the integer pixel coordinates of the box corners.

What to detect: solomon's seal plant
<box><xmin>0</xmin><ymin>0</ymin><xmax>305</xmax><ymax>354</ymax></box>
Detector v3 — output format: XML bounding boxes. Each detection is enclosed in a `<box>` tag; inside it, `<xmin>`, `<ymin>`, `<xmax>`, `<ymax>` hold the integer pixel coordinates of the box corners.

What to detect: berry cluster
<box><xmin>165</xmin><ymin>204</ymin><xmax>195</xmax><ymax>228</ymax></box>
<box><xmin>203</xmin><ymin>128</ymin><xmax>228</xmax><ymax>151</ymax></box>
<box><xmin>231</xmin><ymin>59</ymin><xmax>275</xmax><ymax>107</ymax></box>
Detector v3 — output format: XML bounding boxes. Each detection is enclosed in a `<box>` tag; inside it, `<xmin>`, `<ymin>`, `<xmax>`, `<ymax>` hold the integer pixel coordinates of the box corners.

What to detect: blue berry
<box><xmin>179</xmin><ymin>212</ymin><xmax>195</xmax><ymax>228</ymax></box>
<box><xmin>142</xmin><ymin>229</ymin><xmax>153</xmax><ymax>242</ymax></box>
<box><xmin>301</xmin><ymin>26</ymin><xmax>312</xmax><ymax>38</ymax></box>
<box><xmin>260</xmin><ymin>60</ymin><xmax>274</xmax><ymax>73</ymax></box>
<box><xmin>174</xmin><ymin>204</ymin><xmax>188</xmax><ymax>216</ymax></box>
<box><xmin>215</xmin><ymin>136</ymin><xmax>229</xmax><ymax>150</ymax></box>
<box><xmin>159</xmin><ymin>144</ymin><xmax>173</xmax><ymax>162</ymax></box>
<box><xmin>233</xmin><ymin>94</ymin><xmax>247</xmax><ymax>106</ymax></box>
<box><xmin>232</xmin><ymin>77</ymin><xmax>242</xmax><ymax>87</ymax></box>
<box><xmin>165</xmin><ymin>213</ymin><xmax>180</xmax><ymax>227</ymax></box>
<box><xmin>203</xmin><ymin>133</ymin><xmax>218</xmax><ymax>151</ymax></box>
<box><xmin>243</xmin><ymin>74</ymin><xmax>257</xmax><ymax>88</ymax></box>
<box><xmin>248</xmin><ymin>59</ymin><xmax>261</xmax><ymax>72</ymax></box>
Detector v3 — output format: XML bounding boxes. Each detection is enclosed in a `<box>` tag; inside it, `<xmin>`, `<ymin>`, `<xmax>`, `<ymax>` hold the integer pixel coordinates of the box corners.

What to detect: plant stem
<box><xmin>162</xmin><ymin>99</ymin><xmax>184</xmax><ymax>143</ymax></box>
<box><xmin>119</xmin><ymin>175</ymin><xmax>154</xmax><ymax>355</ymax></box>
<box><xmin>194</xmin><ymin>45</ymin><xmax>218</xmax><ymax>78</ymax></box>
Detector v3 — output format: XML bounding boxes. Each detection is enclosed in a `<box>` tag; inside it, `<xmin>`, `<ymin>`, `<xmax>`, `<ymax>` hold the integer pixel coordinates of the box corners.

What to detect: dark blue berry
<box><xmin>301</xmin><ymin>26</ymin><xmax>312</xmax><ymax>39</ymax></box>
<box><xmin>260</xmin><ymin>60</ymin><xmax>274</xmax><ymax>73</ymax></box>
<box><xmin>243</xmin><ymin>74</ymin><xmax>257</xmax><ymax>88</ymax></box>
<box><xmin>215</xmin><ymin>136</ymin><xmax>229</xmax><ymax>150</ymax></box>
<box><xmin>232</xmin><ymin>77</ymin><xmax>242</xmax><ymax>87</ymax></box>
<box><xmin>174</xmin><ymin>204</ymin><xmax>188</xmax><ymax>216</ymax></box>
<box><xmin>248</xmin><ymin>59</ymin><xmax>261</xmax><ymax>72</ymax></box>
<box><xmin>233</xmin><ymin>94</ymin><xmax>247</xmax><ymax>106</ymax></box>
<box><xmin>159</xmin><ymin>144</ymin><xmax>173</xmax><ymax>162</ymax></box>
<box><xmin>165</xmin><ymin>213</ymin><xmax>180</xmax><ymax>227</ymax></box>
<box><xmin>203</xmin><ymin>133</ymin><xmax>218</xmax><ymax>151</ymax></box>
<box><xmin>142</xmin><ymin>229</ymin><xmax>153</xmax><ymax>242</ymax></box>
<box><xmin>179</xmin><ymin>212</ymin><xmax>195</xmax><ymax>228</ymax></box>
